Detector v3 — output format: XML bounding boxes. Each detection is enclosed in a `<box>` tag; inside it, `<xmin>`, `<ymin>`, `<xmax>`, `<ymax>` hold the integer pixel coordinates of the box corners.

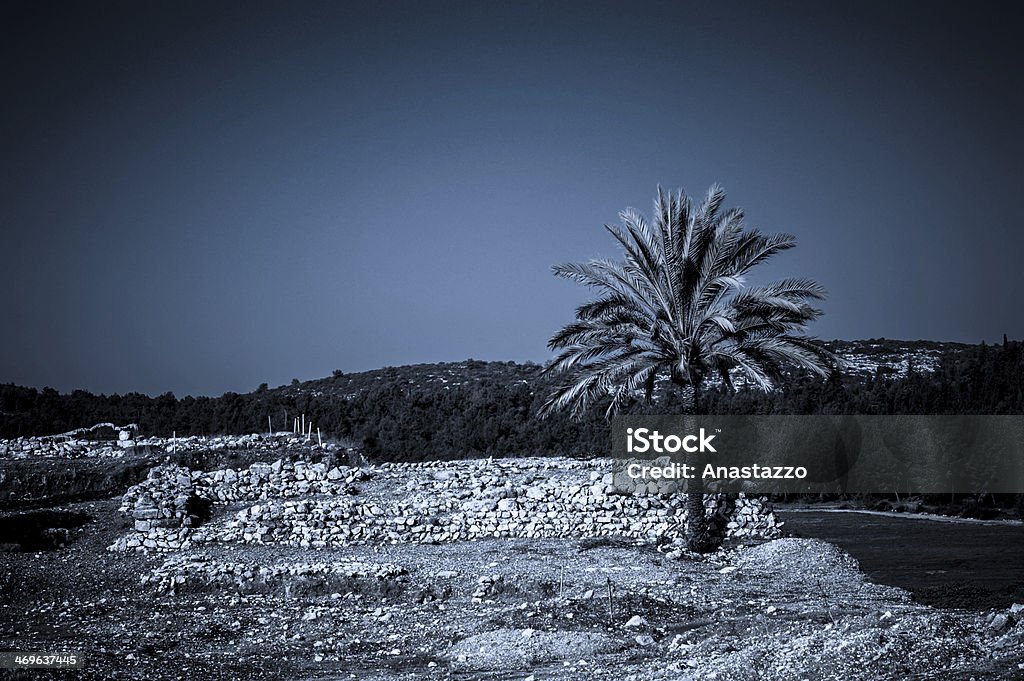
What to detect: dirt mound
<box><xmin>673</xmin><ymin>608</ymin><xmax>993</xmax><ymax>681</ymax></box>
<box><xmin>736</xmin><ymin>538</ymin><xmax>864</xmax><ymax>590</ymax></box>
<box><xmin>447</xmin><ymin>628</ymin><xmax>621</xmax><ymax>671</ymax></box>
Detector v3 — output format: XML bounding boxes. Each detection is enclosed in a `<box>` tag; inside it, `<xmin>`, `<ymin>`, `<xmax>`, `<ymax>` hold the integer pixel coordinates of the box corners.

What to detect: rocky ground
<box><xmin>2</xmin><ymin>448</ymin><xmax>1023</xmax><ymax>680</ymax></box>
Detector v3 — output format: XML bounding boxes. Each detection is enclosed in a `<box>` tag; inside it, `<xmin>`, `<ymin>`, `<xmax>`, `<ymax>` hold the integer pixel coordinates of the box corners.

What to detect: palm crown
<box><xmin>541</xmin><ymin>184</ymin><xmax>838</xmax><ymax>419</ymax></box>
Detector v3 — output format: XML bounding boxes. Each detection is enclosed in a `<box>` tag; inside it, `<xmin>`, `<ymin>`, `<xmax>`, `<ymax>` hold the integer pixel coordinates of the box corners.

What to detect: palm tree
<box><xmin>540</xmin><ymin>184</ymin><xmax>838</xmax><ymax>552</ymax></box>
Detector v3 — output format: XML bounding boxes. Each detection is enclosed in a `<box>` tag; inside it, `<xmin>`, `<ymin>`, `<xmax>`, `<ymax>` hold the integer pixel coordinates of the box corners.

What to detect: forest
<box><xmin>1</xmin><ymin>338</ymin><xmax>1022</xmax><ymax>463</ymax></box>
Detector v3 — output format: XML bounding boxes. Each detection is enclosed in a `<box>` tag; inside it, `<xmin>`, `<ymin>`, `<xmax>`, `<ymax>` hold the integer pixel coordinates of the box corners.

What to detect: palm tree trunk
<box><xmin>685</xmin><ymin>474</ymin><xmax>716</xmax><ymax>552</ymax></box>
<box><xmin>684</xmin><ymin>383</ymin><xmax>719</xmax><ymax>553</ymax></box>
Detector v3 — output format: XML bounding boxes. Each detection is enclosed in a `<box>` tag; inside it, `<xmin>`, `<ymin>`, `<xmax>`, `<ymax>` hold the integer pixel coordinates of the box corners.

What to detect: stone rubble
<box><xmin>195</xmin><ymin>459</ymin><xmax>364</xmax><ymax>503</ymax></box>
<box><xmin>142</xmin><ymin>553</ymin><xmax>406</xmax><ymax>593</ymax></box>
<box><xmin>472</xmin><ymin>574</ymin><xmax>504</xmax><ymax>602</ymax></box>
<box><xmin>110</xmin><ymin>464</ymin><xmax>202</xmax><ymax>552</ymax></box>
<box><xmin>109</xmin><ymin>453</ymin><xmax>783</xmax><ymax>553</ymax></box>
<box><xmin>0</xmin><ymin>431</ymin><xmax>337</xmax><ymax>460</ymax></box>
<box><xmin>985</xmin><ymin>602</ymin><xmax>1024</xmax><ymax>648</ymax></box>
<box><xmin>0</xmin><ymin>435</ymin><xmax>123</xmax><ymax>459</ymax></box>
<box><xmin>723</xmin><ymin>495</ymin><xmax>779</xmax><ymax>538</ymax></box>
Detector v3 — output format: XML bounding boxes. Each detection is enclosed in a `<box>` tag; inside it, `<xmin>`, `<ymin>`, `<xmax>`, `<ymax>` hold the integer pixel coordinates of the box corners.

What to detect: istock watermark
<box><xmin>625</xmin><ymin>427</ymin><xmax>717</xmax><ymax>453</ymax></box>
<box><xmin>611</xmin><ymin>415</ymin><xmax>1024</xmax><ymax>495</ymax></box>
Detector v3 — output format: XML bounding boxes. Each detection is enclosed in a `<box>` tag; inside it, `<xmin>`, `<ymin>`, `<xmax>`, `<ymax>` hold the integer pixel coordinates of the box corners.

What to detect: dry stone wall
<box><xmin>0</xmin><ymin>437</ymin><xmax>123</xmax><ymax>459</ymax></box>
<box><xmin>110</xmin><ymin>456</ymin><xmax>782</xmax><ymax>553</ymax></box>
<box><xmin>196</xmin><ymin>459</ymin><xmax>364</xmax><ymax>502</ymax></box>
<box><xmin>113</xmin><ymin>464</ymin><xmax>202</xmax><ymax>551</ymax></box>
<box><xmin>0</xmin><ymin>431</ymin><xmax>336</xmax><ymax>460</ymax></box>
<box><xmin>142</xmin><ymin>554</ymin><xmax>406</xmax><ymax>593</ymax></box>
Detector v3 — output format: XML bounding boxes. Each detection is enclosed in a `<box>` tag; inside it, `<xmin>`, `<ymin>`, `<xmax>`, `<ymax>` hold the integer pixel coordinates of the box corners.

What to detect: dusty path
<box><xmin>780</xmin><ymin>510</ymin><xmax>1024</xmax><ymax>609</ymax></box>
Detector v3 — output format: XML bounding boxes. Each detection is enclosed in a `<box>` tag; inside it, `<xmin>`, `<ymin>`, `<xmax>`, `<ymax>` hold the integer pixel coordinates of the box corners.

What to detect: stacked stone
<box><xmin>0</xmin><ymin>437</ymin><xmax>119</xmax><ymax>459</ymax></box>
<box><xmin>141</xmin><ymin>554</ymin><xmax>406</xmax><ymax>592</ymax></box>
<box><xmin>185</xmin><ymin>458</ymin><xmax>782</xmax><ymax>549</ymax></box>
<box><xmin>136</xmin><ymin>433</ymin><xmax>300</xmax><ymax>453</ymax></box>
<box><xmin>115</xmin><ymin>456</ymin><xmax>782</xmax><ymax>553</ymax></box>
<box><xmin>208</xmin><ymin>475</ymin><xmax>691</xmax><ymax>548</ymax></box>
<box><xmin>135</xmin><ymin>432</ymin><xmax>340</xmax><ymax>453</ymax></box>
<box><xmin>112</xmin><ymin>464</ymin><xmax>201</xmax><ymax>552</ymax></box>
<box><xmin>193</xmin><ymin>459</ymin><xmax>362</xmax><ymax>502</ymax></box>
<box><xmin>0</xmin><ymin>431</ymin><xmax>339</xmax><ymax>460</ymax></box>
<box><xmin>727</xmin><ymin>494</ymin><xmax>782</xmax><ymax>538</ymax></box>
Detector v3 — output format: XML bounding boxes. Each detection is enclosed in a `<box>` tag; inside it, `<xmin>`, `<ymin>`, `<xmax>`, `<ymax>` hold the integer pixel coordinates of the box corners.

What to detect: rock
<box><xmin>448</xmin><ymin>629</ymin><xmax>618</xmax><ymax>672</ymax></box>
<box><xmin>989</xmin><ymin>613</ymin><xmax>1010</xmax><ymax>632</ymax></box>
<box><xmin>624</xmin><ymin>615</ymin><xmax>646</xmax><ymax>628</ymax></box>
<box><xmin>635</xmin><ymin>634</ymin><xmax>655</xmax><ymax>646</ymax></box>
<box><xmin>525</xmin><ymin>486</ymin><xmax>546</xmax><ymax>500</ymax></box>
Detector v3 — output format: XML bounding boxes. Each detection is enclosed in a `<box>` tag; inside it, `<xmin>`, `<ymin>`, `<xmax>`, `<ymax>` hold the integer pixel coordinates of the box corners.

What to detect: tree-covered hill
<box><xmin>1</xmin><ymin>338</ymin><xmax>1020</xmax><ymax>462</ymax></box>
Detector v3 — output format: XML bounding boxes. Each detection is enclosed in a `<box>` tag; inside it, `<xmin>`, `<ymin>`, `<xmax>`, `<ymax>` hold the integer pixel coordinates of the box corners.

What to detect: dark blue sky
<box><xmin>2</xmin><ymin>1</ymin><xmax>1021</xmax><ymax>397</ymax></box>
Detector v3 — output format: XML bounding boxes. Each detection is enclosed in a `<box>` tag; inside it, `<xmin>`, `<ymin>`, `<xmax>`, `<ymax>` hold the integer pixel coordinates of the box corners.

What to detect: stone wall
<box><xmin>114</xmin><ymin>464</ymin><xmax>202</xmax><ymax>551</ymax></box>
<box><xmin>142</xmin><ymin>555</ymin><xmax>406</xmax><ymax>593</ymax></box>
<box><xmin>0</xmin><ymin>432</ymin><xmax>336</xmax><ymax>460</ymax></box>
<box><xmin>110</xmin><ymin>457</ymin><xmax>782</xmax><ymax>553</ymax></box>
<box><xmin>196</xmin><ymin>459</ymin><xmax>364</xmax><ymax>502</ymax></box>
<box><xmin>0</xmin><ymin>437</ymin><xmax>121</xmax><ymax>459</ymax></box>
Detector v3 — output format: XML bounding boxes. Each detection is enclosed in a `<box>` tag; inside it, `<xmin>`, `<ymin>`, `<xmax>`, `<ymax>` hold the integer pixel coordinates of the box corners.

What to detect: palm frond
<box><xmin>542</xmin><ymin>184</ymin><xmax>839</xmax><ymax>420</ymax></box>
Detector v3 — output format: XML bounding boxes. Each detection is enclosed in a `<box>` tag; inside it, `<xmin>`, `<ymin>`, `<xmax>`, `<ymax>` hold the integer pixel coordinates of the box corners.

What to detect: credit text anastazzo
<box><xmin>625</xmin><ymin>462</ymin><xmax>808</xmax><ymax>480</ymax></box>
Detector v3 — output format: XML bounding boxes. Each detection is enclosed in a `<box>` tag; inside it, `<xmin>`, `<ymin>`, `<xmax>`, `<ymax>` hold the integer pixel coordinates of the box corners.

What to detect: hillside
<box><xmin>276</xmin><ymin>339</ymin><xmax>957</xmax><ymax>401</ymax></box>
<box><xmin>2</xmin><ymin>338</ymin><xmax>1021</xmax><ymax>462</ymax></box>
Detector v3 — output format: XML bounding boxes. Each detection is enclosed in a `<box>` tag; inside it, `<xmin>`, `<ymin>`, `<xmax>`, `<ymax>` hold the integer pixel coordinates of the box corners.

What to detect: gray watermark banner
<box><xmin>611</xmin><ymin>415</ymin><xmax>1024</xmax><ymax>494</ymax></box>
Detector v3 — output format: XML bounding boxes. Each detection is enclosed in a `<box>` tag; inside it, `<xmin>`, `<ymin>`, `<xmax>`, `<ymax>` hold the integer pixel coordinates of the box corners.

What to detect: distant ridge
<box><xmin>3</xmin><ymin>338</ymin><xmax>1020</xmax><ymax>460</ymax></box>
<box><xmin>284</xmin><ymin>338</ymin><xmax>965</xmax><ymax>401</ymax></box>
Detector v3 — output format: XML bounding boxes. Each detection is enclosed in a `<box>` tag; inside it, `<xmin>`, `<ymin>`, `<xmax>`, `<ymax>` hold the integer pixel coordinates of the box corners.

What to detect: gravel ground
<box><xmin>2</xmin><ymin>489</ymin><xmax>1023</xmax><ymax>679</ymax></box>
